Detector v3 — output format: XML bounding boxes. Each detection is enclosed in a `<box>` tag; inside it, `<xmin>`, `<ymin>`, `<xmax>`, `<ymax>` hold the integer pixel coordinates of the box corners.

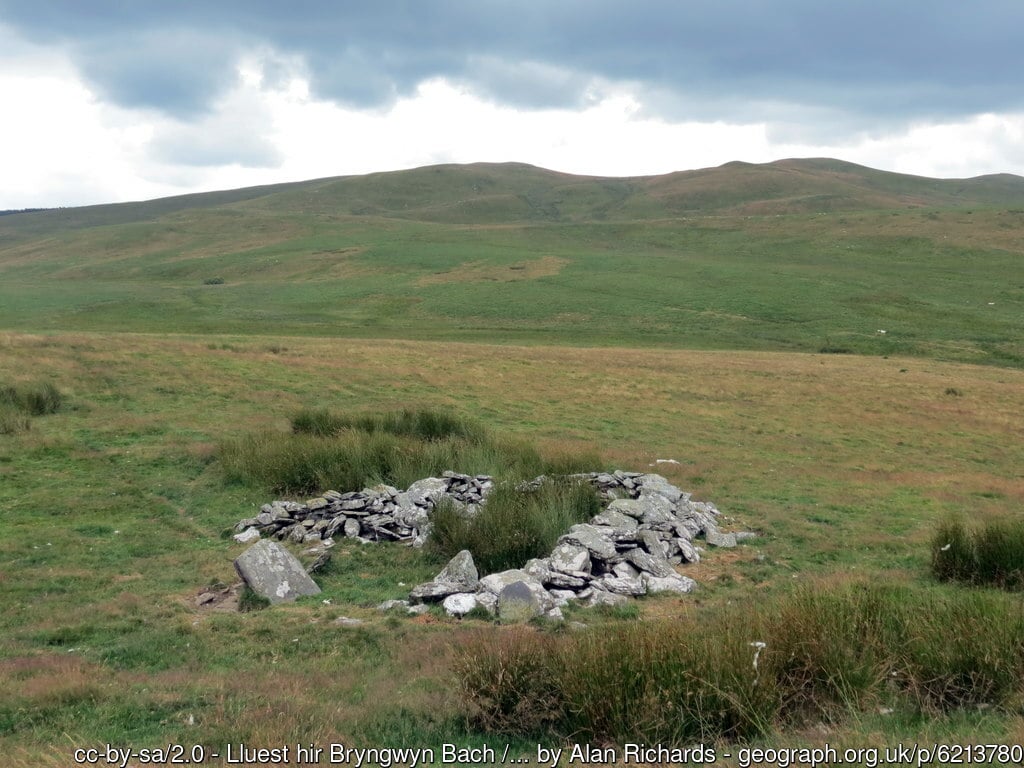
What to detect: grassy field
<box><xmin>2</xmin><ymin>159</ymin><xmax>1024</xmax><ymax>764</ymax></box>
<box><xmin>1</xmin><ymin>331</ymin><xmax>1023</xmax><ymax>763</ymax></box>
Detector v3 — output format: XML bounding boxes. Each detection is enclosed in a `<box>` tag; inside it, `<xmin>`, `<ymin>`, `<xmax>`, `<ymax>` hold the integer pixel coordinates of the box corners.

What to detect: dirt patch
<box><xmin>194</xmin><ymin>583</ymin><xmax>242</xmax><ymax>612</ymax></box>
<box><xmin>416</xmin><ymin>255</ymin><xmax>568</xmax><ymax>286</ymax></box>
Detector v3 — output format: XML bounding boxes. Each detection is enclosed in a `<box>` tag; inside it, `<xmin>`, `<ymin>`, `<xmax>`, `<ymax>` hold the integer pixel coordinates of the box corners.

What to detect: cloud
<box><xmin>1</xmin><ymin>0</ymin><xmax>1021</xmax><ymax>125</ymax></box>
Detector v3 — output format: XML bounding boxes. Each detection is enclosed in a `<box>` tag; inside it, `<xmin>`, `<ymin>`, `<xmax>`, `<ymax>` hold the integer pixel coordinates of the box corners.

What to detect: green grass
<box><xmin>0</xmin><ymin>161</ymin><xmax>1022</xmax><ymax>367</ymax></box>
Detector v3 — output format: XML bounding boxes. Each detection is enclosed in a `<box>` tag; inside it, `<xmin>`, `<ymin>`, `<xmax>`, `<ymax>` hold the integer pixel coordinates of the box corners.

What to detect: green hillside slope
<box><xmin>1</xmin><ymin>159</ymin><xmax>1022</xmax><ymax>366</ymax></box>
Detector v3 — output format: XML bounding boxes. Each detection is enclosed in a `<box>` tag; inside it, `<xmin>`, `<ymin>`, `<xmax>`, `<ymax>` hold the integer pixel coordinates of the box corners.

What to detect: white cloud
<box><xmin>2</xmin><ymin>28</ymin><xmax>1023</xmax><ymax>210</ymax></box>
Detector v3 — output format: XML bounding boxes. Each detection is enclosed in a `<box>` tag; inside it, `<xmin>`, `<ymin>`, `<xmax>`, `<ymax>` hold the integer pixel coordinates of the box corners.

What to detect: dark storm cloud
<box><xmin>1</xmin><ymin>0</ymin><xmax>1021</xmax><ymax>120</ymax></box>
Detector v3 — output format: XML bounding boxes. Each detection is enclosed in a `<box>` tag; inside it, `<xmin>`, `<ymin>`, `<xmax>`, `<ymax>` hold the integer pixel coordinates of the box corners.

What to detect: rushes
<box><xmin>932</xmin><ymin>517</ymin><xmax>1024</xmax><ymax>590</ymax></box>
<box><xmin>428</xmin><ymin>480</ymin><xmax>601</xmax><ymax>573</ymax></box>
<box><xmin>0</xmin><ymin>381</ymin><xmax>62</xmax><ymax>433</ymax></box>
<box><xmin>457</xmin><ymin>584</ymin><xmax>1024</xmax><ymax>742</ymax></box>
<box><xmin>220</xmin><ymin>407</ymin><xmax>602</xmax><ymax>494</ymax></box>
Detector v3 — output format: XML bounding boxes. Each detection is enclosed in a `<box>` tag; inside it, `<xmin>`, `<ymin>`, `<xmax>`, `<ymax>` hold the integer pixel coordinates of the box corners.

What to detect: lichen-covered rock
<box><xmin>233</xmin><ymin>540</ymin><xmax>321</xmax><ymax>604</ymax></box>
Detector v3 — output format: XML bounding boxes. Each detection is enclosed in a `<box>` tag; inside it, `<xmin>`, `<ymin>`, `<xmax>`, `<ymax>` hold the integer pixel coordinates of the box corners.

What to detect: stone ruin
<box><xmin>231</xmin><ymin>471</ymin><xmax>755</xmax><ymax>621</ymax></box>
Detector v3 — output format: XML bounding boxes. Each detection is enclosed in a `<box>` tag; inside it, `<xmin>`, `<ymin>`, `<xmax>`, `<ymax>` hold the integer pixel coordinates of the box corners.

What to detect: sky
<box><xmin>1</xmin><ymin>1</ymin><xmax>1023</xmax><ymax>209</ymax></box>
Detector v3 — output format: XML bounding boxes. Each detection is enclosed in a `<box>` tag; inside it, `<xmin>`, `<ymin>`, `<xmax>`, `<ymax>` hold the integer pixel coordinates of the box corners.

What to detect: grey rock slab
<box><xmin>479</xmin><ymin>569</ymin><xmax>540</xmax><ymax>596</ymax></box>
<box><xmin>642</xmin><ymin>572</ymin><xmax>697</xmax><ymax>595</ymax></box>
<box><xmin>612</xmin><ymin>562</ymin><xmax>640</xmax><ymax>579</ymax></box>
<box><xmin>408</xmin><ymin>581</ymin><xmax>466</xmax><ymax>603</ymax></box>
<box><xmin>560</xmin><ymin>524</ymin><xmax>618</xmax><ymax>561</ymax></box>
<box><xmin>587</xmin><ymin>589</ymin><xmax>629</xmax><ymax>608</ymax></box>
<box><xmin>706</xmin><ymin>531</ymin><xmax>738</xmax><ymax>548</ymax></box>
<box><xmin>407</xmin><ymin>604</ymin><xmax>431</xmax><ymax>616</ymax></box>
<box><xmin>605</xmin><ymin>498</ymin><xmax>646</xmax><ymax>520</ymax></box>
<box><xmin>497</xmin><ymin>581</ymin><xmax>553</xmax><ymax>623</ymax></box>
<box><xmin>735</xmin><ymin>531</ymin><xmax>758</xmax><ymax>542</ymax></box>
<box><xmin>333</xmin><ymin>616</ymin><xmax>365</xmax><ymax>627</ymax></box>
<box><xmin>443</xmin><ymin>592</ymin><xmax>478</xmax><ymax>617</ymax></box>
<box><xmin>590</xmin><ymin>508</ymin><xmax>639</xmax><ymax>531</ymax></box>
<box><xmin>406</xmin><ymin>477</ymin><xmax>450</xmax><ymax>506</ymax></box>
<box><xmin>233</xmin><ymin>540</ymin><xmax>321</xmax><ymax>604</ymax></box>
<box><xmin>677</xmin><ymin>539</ymin><xmax>701</xmax><ymax>563</ymax></box>
<box><xmin>549</xmin><ymin>543</ymin><xmax>591</xmax><ymax>575</ymax></box>
<box><xmin>637</xmin><ymin>474</ymin><xmax>686</xmax><ymax>504</ymax></box>
<box><xmin>377</xmin><ymin>599</ymin><xmax>410</xmax><ymax>612</ymax></box>
<box><xmin>343</xmin><ymin>518</ymin><xmax>361</xmax><ymax>538</ymax></box>
<box><xmin>306</xmin><ymin>497</ymin><xmax>329</xmax><ymax>511</ymax></box>
<box><xmin>624</xmin><ymin>548</ymin><xmax>677</xmax><ymax>578</ymax></box>
<box><xmin>434</xmin><ymin>550</ymin><xmax>479</xmax><ymax>590</ymax></box>
<box><xmin>599</xmin><ymin>575</ymin><xmax>647</xmax><ymax>596</ymax></box>
<box><xmin>233</xmin><ymin>527</ymin><xmax>261</xmax><ymax>544</ymax></box>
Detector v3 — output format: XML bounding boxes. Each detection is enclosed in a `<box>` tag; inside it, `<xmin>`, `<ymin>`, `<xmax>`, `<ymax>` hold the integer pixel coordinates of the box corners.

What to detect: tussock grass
<box><xmin>292</xmin><ymin>406</ymin><xmax>489</xmax><ymax>444</ymax></box>
<box><xmin>932</xmin><ymin>517</ymin><xmax>1024</xmax><ymax>589</ymax></box>
<box><xmin>221</xmin><ymin>408</ymin><xmax>602</xmax><ymax>494</ymax></box>
<box><xmin>458</xmin><ymin>584</ymin><xmax>1024</xmax><ymax>742</ymax></box>
<box><xmin>0</xmin><ymin>381</ymin><xmax>62</xmax><ymax>416</ymax></box>
<box><xmin>429</xmin><ymin>480</ymin><xmax>601</xmax><ymax>573</ymax></box>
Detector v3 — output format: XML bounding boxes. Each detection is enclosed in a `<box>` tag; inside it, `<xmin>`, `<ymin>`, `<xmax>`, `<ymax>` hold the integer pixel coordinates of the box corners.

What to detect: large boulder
<box><xmin>233</xmin><ymin>540</ymin><xmax>321</xmax><ymax>604</ymax></box>
<box><xmin>497</xmin><ymin>580</ymin><xmax>554</xmax><ymax>623</ymax></box>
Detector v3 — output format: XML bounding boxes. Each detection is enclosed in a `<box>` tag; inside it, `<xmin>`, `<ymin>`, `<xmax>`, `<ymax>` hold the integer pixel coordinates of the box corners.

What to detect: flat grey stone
<box><xmin>637</xmin><ymin>474</ymin><xmax>686</xmax><ymax>504</ymax></box>
<box><xmin>590</xmin><ymin>508</ymin><xmax>639</xmax><ymax>531</ymax></box>
<box><xmin>549</xmin><ymin>542</ymin><xmax>592</xmax><ymax>574</ymax></box>
<box><xmin>642</xmin><ymin>572</ymin><xmax>697</xmax><ymax>594</ymax></box>
<box><xmin>706</xmin><ymin>531</ymin><xmax>737</xmax><ymax>548</ymax></box>
<box><xmin>343</xmin><ymin>518</ymin><xmax>361</xmax><ymax>538</ymax></box>
<box><xmin>599</xmin><ymin>575</ymin><xmax>647</xmax><ymax>596</ymax></box>
<box><xmin>479</xmin><ymin>569</ymin><xmax>537</xmax><ymax>596</ymax></box>
<box><xmin>735</xmin><ymin>531</ymin><xmax>758</xmax><ymax>541</ymax></box>
<box><xmin>408</xmin><ymin>581</ymin><xmax>466</xmax><ymax>603</ymax></box>
<box><xmin>377</xmin><ymin>599</ymin><xmax>410</xmax><ymax>612</ymax></box>
<box><xmin>333</xmin><ymin>616</ymin><xmax>364</xmax><ymax>627</ymax></box>
<box><xmin>612</xmin><ymin>561</ymin><xmax>641</xmax><ymax>579</ymax></box>
<box><xmin>560</xmin><ymin>524</ymin><xmax>618</xmax><ymax>561</ymax></box>
<box><xmin>234</xmin><ymin>540</ymin><xmax>321</xmax><ymax>604</ymax></box>
<box><xmin>624</xmin><ymin>547</ymin><xmax>676</xmax><ymax>578</ymax></box>
<box><xmin>406</xmin><ymin>477</ymin><xmax>449</xmax><ymax>506</ymax></box>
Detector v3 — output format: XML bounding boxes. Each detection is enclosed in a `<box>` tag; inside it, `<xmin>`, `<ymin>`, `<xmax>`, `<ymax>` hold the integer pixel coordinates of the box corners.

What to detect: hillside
<box><xmin>1</xmin><ymin>159</ymin><xmax>1022</xmax><ymax>366</ymax></box>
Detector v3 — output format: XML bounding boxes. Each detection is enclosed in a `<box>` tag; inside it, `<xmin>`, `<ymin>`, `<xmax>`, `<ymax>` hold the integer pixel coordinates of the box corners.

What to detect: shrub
<box><xmin>429</xmin><ymin>480</ymin><xmax>601</xmax><ymax>573</ymax></box>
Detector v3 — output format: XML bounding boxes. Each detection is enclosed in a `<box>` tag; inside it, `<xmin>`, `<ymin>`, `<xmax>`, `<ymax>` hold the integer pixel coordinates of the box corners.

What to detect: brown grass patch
<box><xmin>416</xmin><ymin>255</ymin><xmax>568</xmax><ymax>286</ymax></box>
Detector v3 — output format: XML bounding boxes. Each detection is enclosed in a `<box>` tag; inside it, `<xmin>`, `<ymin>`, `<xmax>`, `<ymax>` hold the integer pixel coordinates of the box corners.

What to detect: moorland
<box><xmin>2</xmin><ymin>158</ymin><xmax>1024</xmax><ymax>765</ymax></box>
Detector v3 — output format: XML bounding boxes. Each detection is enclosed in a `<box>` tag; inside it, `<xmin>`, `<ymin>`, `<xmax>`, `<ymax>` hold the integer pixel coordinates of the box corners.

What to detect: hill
<box><xmin>0</xmin><ymin>159</ymin><xmax>1022</xmax><ymax>366</ymax></box>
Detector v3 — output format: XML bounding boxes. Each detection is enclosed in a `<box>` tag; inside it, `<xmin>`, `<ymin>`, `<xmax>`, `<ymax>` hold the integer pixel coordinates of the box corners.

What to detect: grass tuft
<box><xmin>0</xmin><ymin>381</ymin><xmax>62</xmax><ymax>416</ymax></box>
<box><xmin>428</xmin><ymin>480</ymin><xmax>601</xmax><ymax>574</ymax></box>
<box><xmin>932</xmin><ymin>517</ymin><xmax>1024</xmax><ymax>590</ymax></box>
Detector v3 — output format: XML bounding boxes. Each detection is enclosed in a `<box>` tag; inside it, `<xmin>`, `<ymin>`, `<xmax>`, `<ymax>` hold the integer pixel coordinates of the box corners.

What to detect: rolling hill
<box><xmin>1</xmin><ymin>158</ymin><xmax>1022</xmax><ymax>366</ymax></box>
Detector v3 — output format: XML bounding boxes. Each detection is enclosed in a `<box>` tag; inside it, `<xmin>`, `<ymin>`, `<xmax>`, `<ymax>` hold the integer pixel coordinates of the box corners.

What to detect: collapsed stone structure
<box><xmin>232</xmin><ymin>471</ymin><xmax>753</xmax><ymax>619</ymax></box>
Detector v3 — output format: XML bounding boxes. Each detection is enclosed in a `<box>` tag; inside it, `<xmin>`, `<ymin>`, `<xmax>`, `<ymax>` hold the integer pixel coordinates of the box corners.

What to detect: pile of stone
<box><xmin>232</xmin><ymin>471</ymin><xmax>753</xmax><ymax>619</ymax></box>
<box><xmin>401</xmin><ymin>472</ymin><xmax>752</xmax><ymax>621</ymax></box>
<box><xmin>233</xmin><ymin>471</ymin><xmax>493</xmax><ymax>548</ymax></box>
